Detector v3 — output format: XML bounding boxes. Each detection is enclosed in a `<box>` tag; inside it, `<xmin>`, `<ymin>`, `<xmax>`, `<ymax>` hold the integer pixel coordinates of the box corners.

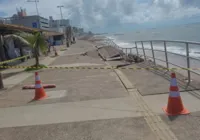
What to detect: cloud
<box><xmin>62</xmin><ymin>0</ymin><xmax>200</xmax><ymax>30</ymax></box>
<box><xmin>1</xmin><ymin>0</ymin><xmax>200</xmax><ymax>31</ymax></box>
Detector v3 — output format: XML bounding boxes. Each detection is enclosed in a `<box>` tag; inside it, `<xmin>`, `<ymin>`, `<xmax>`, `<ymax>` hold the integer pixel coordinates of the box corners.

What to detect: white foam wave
<box><xmin>106</xmin><ymin>36</ymin><xmax>133</xmax><ymax>48</ymax></box>
<box><xmin>115</xmin><ymin>41</ymin><xmax>133</xmax><ymax>48</ymax></box>
<box><xmin>106</xmin><ymin>36</ymin><xmax>116</xmax><ymax>40</ymax></box>
<box><xmin>166</xmin><ymin>46</ymin><xmax>186</xmax><ymax>56</ymax></box>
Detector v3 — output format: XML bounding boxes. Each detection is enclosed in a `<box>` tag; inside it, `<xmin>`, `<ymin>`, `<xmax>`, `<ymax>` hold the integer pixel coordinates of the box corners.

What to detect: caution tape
<box><xmin>0</xmin><ymin>65</ymin><xmax>199</xmax><ymax>71</ymax></box>
<box><xmin>0</xmin><ymin>55</ymin><xmax>29</xmax><ymax>65</ymax></box>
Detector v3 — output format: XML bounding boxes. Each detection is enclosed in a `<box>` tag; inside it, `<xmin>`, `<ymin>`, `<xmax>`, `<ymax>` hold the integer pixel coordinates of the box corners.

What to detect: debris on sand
<box><xmin>127</xmin><ymin>54</ymin><xmax>144</xmax><ymax>63</ymax></box>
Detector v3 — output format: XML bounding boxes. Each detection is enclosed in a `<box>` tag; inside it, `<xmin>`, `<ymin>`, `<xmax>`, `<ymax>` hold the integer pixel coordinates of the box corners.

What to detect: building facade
<box><xmin>49</xmin><ymin>16</ymin><xmax>70</xmax><ymax>33</ymax></box>
<box><xmin>11</xmin><ymin>15</ymin><xmax>50</xmax><ymax>30</ymax></box>
<box><xmin>0</xmin><ymin>17</ymin><xmax>12</xmax><ymax>24</ymax></box>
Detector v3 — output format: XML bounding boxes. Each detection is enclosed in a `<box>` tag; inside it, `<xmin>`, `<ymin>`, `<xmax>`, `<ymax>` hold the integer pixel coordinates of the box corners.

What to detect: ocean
<box><xmin>105</xmin><ymin>23</ymin><xmax>200</xmax><ymax>81</ymax></box>
<box><xmin>107</xmin><ymin>23</ymin><xmax>200</xmax><ymax>58</ymax></box>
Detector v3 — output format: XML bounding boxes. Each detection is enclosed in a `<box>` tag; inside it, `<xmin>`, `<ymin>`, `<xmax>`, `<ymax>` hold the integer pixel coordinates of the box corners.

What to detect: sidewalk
<box><xmin>2</xmin><ymin>39</ymin><xmax>198</xmax><ymax>140</ymax></box>
<box><xmin>8</xmin><ymin>39</ymin><xmax>200</xmax><ymax>140</ymax></box>
<box><xmin>0</xmin><ymin>40</ymin><xmax>158</xmax><ymax>140</ymax></box>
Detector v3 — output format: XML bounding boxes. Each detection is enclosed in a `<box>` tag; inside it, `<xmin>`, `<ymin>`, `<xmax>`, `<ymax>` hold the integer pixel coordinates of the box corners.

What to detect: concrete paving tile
<box><xmin>0</xmin><ymin>68</ymin><xmax>128</xmax><ymax>108</ymax></box>
<box><xmin>0</xmin><ymin>117</ymin><xmax>157</xmax><ymax>140</ymax></box>
<box><xmin>0</xmin><ymin>97</ymin><xmax>141</xmax><ymax>128</ymax></box>
<box><xmin>143</xmin><ymin>91</ymin><xmax>200</xmax><ymax>114</ymax></box>
<box><xmin>161</xmin><ymin>111</ymin><xmax>200</xmax><ymax>140</ymax></box>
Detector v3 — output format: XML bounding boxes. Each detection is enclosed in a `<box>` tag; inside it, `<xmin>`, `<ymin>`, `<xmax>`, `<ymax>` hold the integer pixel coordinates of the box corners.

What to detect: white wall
<box><xmin>11</xmin><ymin>15</ymin><xmax>50</xmax><ymax>30</ymax></box>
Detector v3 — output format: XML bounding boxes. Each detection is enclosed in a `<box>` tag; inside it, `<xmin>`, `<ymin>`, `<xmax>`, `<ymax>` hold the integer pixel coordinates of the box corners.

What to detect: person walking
<box><xmin>47</xmin><ymin>39</ymin><xmax>51</xmax><ymax>53</ymax></box>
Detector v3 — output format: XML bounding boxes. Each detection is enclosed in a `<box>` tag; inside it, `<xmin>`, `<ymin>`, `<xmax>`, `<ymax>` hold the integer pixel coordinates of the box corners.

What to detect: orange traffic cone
<box><xmin>34</xmin><ymin>72</ymin><xmax>47</xmax><ymax>100</ymax></box>
<box><xmin>163</xmin><ymin>72</ymin><xmax>190</xmax><ymax>116</ymax></box>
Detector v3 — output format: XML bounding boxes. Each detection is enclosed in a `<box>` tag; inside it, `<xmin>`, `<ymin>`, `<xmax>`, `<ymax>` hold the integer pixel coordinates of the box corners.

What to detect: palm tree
<box><xmin>0</xmin><ymin>35</ymin><xmax>6</xmax><ymax>62</ymax></box>
<box><xmin>19</xmin><ymin>31</ymin><xmax>48</xmax><ymax>67</ymax></box>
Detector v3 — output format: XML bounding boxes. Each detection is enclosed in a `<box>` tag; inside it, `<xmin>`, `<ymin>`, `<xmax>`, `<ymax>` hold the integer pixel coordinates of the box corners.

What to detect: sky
<box><xmin>1</xmin><ymin>0</ymin><xmax>200</xmax><ymax>32</ymax></box>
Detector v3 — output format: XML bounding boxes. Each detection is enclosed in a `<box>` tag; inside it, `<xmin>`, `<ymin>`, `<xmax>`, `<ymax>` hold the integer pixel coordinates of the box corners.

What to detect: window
<box><xmin>42</xmin><ymin>26</ymin><xmax>49</xmax><ymax>28</ymax></box>
<box><xmin>40</xmin><ymin>21</ymin><xmax>48</xmax><ymax>25</ymax></box>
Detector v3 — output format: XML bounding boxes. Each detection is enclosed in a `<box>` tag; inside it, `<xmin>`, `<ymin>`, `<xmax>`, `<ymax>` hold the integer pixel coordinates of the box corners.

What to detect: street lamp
<box><xmin>27</xmin><ymin>0</ymin><xmax>39</xmax><ymax>16</ymax></box>
<box><xmin>57</xmin><ymin>5</ymin><xmax>64</xmax><ymax>26</ymax></box>
<box><xmin>57</xmin><ymin>5</ymin><xmax>64</xmax><ymax>19</ymax></box>
<box><xmin>57</xmin><ymin>5</ymin><xmax>67</xmax><ymax>46</ymax></box>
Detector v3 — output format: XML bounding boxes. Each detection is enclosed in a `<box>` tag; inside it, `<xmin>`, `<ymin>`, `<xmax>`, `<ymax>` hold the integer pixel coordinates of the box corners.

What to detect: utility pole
<box><xmin>27</xmin><ymin>0</ymin><xmax>40</xmax><ymax>28</ymax></box>
<box><xmin>57</xmin><ymin>5</ymin><xmax>66</xmax><ymax>46</ymax></box>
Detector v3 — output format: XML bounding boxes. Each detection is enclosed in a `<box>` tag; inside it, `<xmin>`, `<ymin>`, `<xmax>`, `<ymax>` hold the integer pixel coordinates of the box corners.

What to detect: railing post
<box><xmin>112</xmin><ymin>41</ymin><xmax>115</xmax><ymax>47</ymax></box>
<box><xmin>150</xmin><ymin>41</ymin><xmax>156</xmax><ymax>64</ymax></box>
<box><xmin>164</xmin><ymin>41</ymin><xmax>169</xmax><ymax>70</ymax></box>
<box><xmin>116</xmin><ymin>40</ymin><xmax>118</xmax><ymax>48</ymax></box>
<box><xmin>135</xmin><ymin>42</ymin><xmax>139</xmax><ymax>56</ymax></box>
<box><xmin>141</xmin><ymin>41</ymin><xmax>146</xmax><ymax>60</ymax></box>
<box><xmin>125</xmin><ymin>48</ymin><xmax>128</xmax><ymax>60</ymax></box>
<box><xmin>186</xmin><ymin>43</ymin><xmax>191</xmax><ymax>84</ymax></box>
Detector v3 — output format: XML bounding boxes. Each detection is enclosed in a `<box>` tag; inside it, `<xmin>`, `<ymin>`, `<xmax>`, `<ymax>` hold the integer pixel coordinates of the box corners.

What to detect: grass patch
<box><xmin>50</xmin><ymin>55</ymin><xmax>59</xmax><ymax>58</ymax></box>
<box><xmin>24</xmin><ymin>64</ymin><xmax>48</xmax><ymax>71</ymax></box>
<box><xmin>60</xmin><ymin>48</ymin><xmax>67</xmax><ymax>51</ymax></box>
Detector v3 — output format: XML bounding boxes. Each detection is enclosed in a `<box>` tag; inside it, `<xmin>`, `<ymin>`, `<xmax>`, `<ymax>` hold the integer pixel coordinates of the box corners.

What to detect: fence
<box><xmin>104</xmin><ymin>38</ymin><xmax>200</xmax><ymax>85</ymax></box>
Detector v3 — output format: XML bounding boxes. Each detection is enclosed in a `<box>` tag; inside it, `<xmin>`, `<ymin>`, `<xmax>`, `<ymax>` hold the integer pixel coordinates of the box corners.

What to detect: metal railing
<box><xmin>104</xmin><ymin>38</ymin><xmax>200</xmax><ymax>84</ymax></box>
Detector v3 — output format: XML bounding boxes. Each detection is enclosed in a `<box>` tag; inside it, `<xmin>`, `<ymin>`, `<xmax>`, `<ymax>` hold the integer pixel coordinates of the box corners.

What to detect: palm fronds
<box><xmin>17</xmin><ymin>32</ymin><xmax>48</xmax><ymax>54</ymax></box>
<box><xmin>4</xmin><ymin>34</ymin><xmax>30</xmax><ymax>46</ymax></box>
<box><xmin>17</xmin><ymin>31</ymin><xmax>48</xmax><ymax>66</ymax></box>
